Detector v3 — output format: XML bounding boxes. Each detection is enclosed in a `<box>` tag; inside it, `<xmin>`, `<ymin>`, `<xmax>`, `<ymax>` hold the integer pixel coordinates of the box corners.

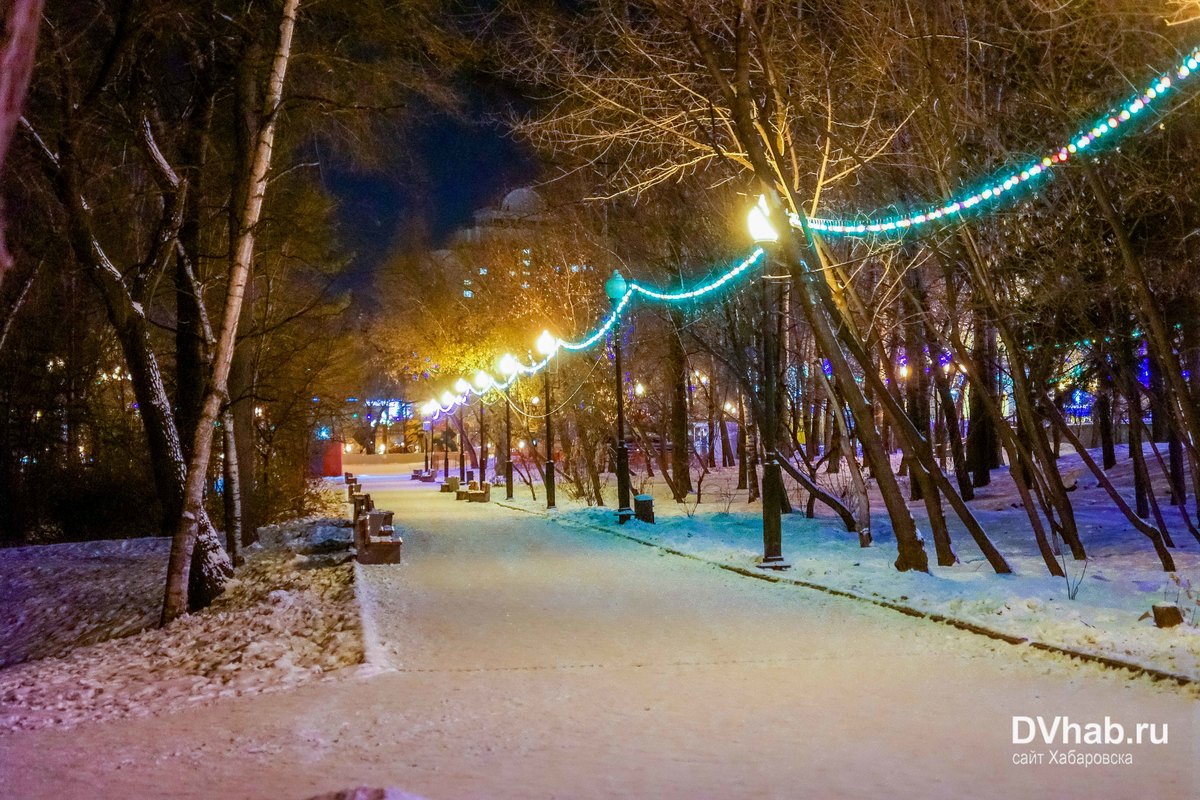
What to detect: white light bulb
<box><xmin>747</xmin><ymin>196</ymin><xmax>779</xmax><ymax>243</ymax></box>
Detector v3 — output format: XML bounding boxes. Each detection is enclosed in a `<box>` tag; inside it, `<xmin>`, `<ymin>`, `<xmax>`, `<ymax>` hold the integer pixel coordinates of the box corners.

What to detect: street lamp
<box><xmin>454</xmin><ymin>378</ymin><xmax>470</xmax><ymax>481</ymax></box>
<box><xmin>421</xmin><ymin>400</ymin><xmax>438</xmax><ymax>472</ymax></box>
<box><xmin>475</xmin><ymin>370</ymin><xmax>491</xmax><ymax>481</ymax></box>
<box><xmin>605</xmin><ymin>269</ymin><xmax>633</xmax><ymax>523</ymax></box>
<box><xmin>498</xmin><ymin>353</ymin><xmax>518</xmax><ymax>499</ymax></box>
<box><xmin>439</xmin><ymin>391</ymin><xmax>454</xmax><ymax>479</ymax></box>
<box><xmin>536</xmin><ymin>330</ymin><xmax>558</xmax><ymax>509</ymax></box>
<box><xmin>747</xmin><ymin>195</ymin><xmax>779</xmax><ymax>244</ymax></box>
<box><xmin>749</xmin><ymin>196</ymin><xmax>788</xmax><ymax>570</ymax></box>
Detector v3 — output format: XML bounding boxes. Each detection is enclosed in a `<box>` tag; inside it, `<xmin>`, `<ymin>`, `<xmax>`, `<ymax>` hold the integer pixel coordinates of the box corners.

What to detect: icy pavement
<box><xmin>2</xmin><ymin>470</ymin><xmax>1197</xmax><ymax>799</ymax></box>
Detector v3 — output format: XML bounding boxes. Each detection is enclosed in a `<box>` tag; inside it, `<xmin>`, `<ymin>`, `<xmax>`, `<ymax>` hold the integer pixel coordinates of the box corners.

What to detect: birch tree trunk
<box><xmin>222</xmin><ymin>409</ymin><xmax>243</xmax><ymax>567</ymax></box>
<box><xmin>0</xmin><ymin>0</ymin><xmax>44</xmax><ymax>277</ymax></box>
<box><xmin>163</xmin><ymin>0</ymin><xmax>301</xmax><ymax>624</ymax></box>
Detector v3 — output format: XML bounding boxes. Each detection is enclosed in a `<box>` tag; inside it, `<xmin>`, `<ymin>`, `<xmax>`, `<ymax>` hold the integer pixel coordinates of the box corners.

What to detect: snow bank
<box><xmin>0</xmin><ymin>526</ymin><xmax>363</xmax><ymax>732</ymax></box>
<box><xmin>0</xmin><ymin>538</ymin><xmax>170</xmax><ymax>668</ymax></box>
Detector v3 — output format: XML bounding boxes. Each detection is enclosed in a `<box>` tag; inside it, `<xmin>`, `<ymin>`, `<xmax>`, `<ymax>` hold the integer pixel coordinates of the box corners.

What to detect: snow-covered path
<box><xmin>2</xmin><ymin>472</ymin><xmax>1196</xmax><ymax>799</ymax></box>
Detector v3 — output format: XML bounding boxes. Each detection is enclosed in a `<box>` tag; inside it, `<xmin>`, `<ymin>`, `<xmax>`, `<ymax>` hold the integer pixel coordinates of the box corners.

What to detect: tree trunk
<box><xmin>163</xmin><ymin>0</ymin><xmax>301</xmax><ymax>624</ymax></box>
<box><xmin>668</xmin><ymin>316</ymin><xmax>692</xmax><ymax>499</ymax></box>
<box><xmin>0</xmin><ymin>0</ymin><xmax>44</xmax><ymax>277</ymax></box>
<box><xmin>736</xmin><ymin>395</ymin><xmax>748</xmax><ymax>490</ymax></box>
<box><xmin>1096</xmin><ymin>368</ymin><xmax>1117</xmax><ymax>470</ymax></box>
<box><xmin>930</xmin><ymin>342</ymin><xmax>972</xmax><ymax>500</ymax></box>
<box><xmin>222</xmin><ymin>409</ymin><xmax>243</xmax><ymax>567</ymax></box>
<box><xmin>967</xmin><ymin>313</ymin><xmax>997</xmax><ymax>486</ymax></box>
<box><xmin>1043</xmin><ymin>396</ymin><xmax>1176</xmax><ymax>571</ymax></box>
<box><xmin>1121</xmin><ymin>341</ymin><xmax>1151</xmax><ymax>519</ymax></box>
<box><xmin>719</xmin><ymin>399</ymin><xmax>735</xmax><ymax>467</ymax></box>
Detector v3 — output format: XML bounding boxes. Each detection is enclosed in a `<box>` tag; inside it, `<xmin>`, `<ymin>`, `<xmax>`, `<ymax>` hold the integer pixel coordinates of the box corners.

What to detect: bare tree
<box><xmin>0</xmin><ymin>0</ymin><xmax>43</xmax><ymax>278</ymax></box>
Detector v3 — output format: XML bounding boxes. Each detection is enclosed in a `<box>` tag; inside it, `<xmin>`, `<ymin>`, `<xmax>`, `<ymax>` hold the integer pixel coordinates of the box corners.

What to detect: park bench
<box><xmin>418</xmin><ymin>471</ymin><xmax>436</xmax><ymax>482</ymax></box>
<box><xmin>467</xmin><ymin>481</ymin><xmax>491</xmax><ymax>503</ymax></box>
<box><xmin>439</xmin><ymin>475</ymin><xmax>460</xmax><ymax>493</ymax></box>
<box><xmin>351</xmin><ymin>492</ymin><xmax>368</xmax><ymax>523</ymax></box>
<box><xmin>355</xmin><ymin>511</ymin><xmax>402</xmax><ymax>565</ymax></box>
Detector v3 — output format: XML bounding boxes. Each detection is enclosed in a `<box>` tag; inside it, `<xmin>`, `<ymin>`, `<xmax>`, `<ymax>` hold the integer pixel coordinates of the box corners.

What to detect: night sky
<box><xmin>324</xmin><ymin>109</ymin><xmax>537</xmax><ymax>293</ymax></box>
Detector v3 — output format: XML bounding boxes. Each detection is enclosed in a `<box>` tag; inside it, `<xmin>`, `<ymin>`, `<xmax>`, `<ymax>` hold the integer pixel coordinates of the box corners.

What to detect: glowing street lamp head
<box><xmin>536</xmin><ymin>330</ymin><xmax>558</xmax><ymax>356</ymax></box>
<box><xmin>422</xmin><ymin>400</ymin><xmax>439</xmax><ymax>417</ymax></box>
<box><xmin>898</xmin><ymin>364</ymin><xmax>910</xmax><ymax>379</ymax></box>
<box><xmin>634</xmin><ymin>382</ymin><xmax>645</xmax><ymax>397</ymax></box>
<box><xmin>748</xmin><ymin>195</ymin><xmax>779</xmax><ymax>244</ymax></box>
<box><xmin>530</xmin><ymin>395</ymin><xmax>540</xmax><ymax>406</ymax></box>
<box><xmin>604</xmin><ymin>269</ymin><xmax>629</xmax><ymax>306</ymax></box>
<box><xmin>498</xmin><ymin>353</ymin><xmax>520</xmax><ymax>377</ymax></box>
<box><xmin>454</xmin><ymin>377</ymin><xmax>470</xmax><ymax>395</ymax></box>
<box><xmin>440</xmin><ymin>391</ymin><xmax>454</xmax><ymax>407</ymax></box>
<box><xmin>474</xmin><ymin>370</ymin><xmax>492</xmax><ymax>391</ymax></box>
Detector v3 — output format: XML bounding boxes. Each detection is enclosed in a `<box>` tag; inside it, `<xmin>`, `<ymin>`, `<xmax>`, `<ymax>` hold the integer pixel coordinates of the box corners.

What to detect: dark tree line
<box><xmin>1</xmin><ymin>0</ymin><xmax>459</xmax><ymax>620</ymax></box>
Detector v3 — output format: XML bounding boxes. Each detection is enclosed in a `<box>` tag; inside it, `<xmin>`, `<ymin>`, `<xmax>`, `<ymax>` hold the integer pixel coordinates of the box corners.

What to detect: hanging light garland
<box><xmin>422</xmin><ymin>249</ymin><xmax>767</xmax><ymax>417</ymax></box>
<box><xmin>805</xmin><ymin>46</ymin><xmax>1200</xmax><ymax>236</ymax></box>
<box><xmin>422</xmin><ymin>46</ymin><xmax>1200</xmax><ymax>417</ymax></box>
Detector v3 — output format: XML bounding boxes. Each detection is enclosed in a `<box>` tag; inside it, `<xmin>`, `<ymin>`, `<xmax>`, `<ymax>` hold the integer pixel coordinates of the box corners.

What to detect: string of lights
<box><xmin>422</xmin><ymin>46</ymin><xmax>1199</xmax><ymax>418</ymax></box>
<box><xmin>423</xmin><ymin>249</ymin><xmax>767</xmax><ymax>418</ymax></box>
<box><xmin>804</xmin><ymin>46</ymin><xmax>1200</xmax><ymax>236</ymax></box>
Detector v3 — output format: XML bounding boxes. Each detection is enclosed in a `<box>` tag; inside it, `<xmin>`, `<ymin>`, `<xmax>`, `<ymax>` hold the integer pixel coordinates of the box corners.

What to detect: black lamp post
<box><xmin>426</xmin><ymin>428</ymin><xmax>431</xmax><ymax>471</ymax></box>
<box><xmin>605</xmin><ymin>269</ymin><xmax>633</xmax><ymax>523</ymax></box>
<box><xmin>454</xmin><ymin>378</ymin><xmax>469</xmax><ymax>482</ymax></box>
<box><xmin>499</xmin><ymin>354</ymin><xmax>518</xmax><ymax>500</ymax></box>
<box><xmin>421</xmin><ymin>402</ymin><xmax>433</xmax><ymax>472</ymax></box>
<box><xmin>440</xmin><ymin>392</ymin><xmax>452</xmax><ymax>479</ymax></box>
<box><xmin>536</xmin><ymin>331</ymin><xmax>557</xmax><ymax>509</ymax></box>
<box><xmin>474</xmin><ymin>371</ymin><xmax>491</xmax><ymax>481</ymax></box>
<box><xmin>748</xmin><ymin>197</ymin><xmax>789</xmax><ymax>570</ymax></box>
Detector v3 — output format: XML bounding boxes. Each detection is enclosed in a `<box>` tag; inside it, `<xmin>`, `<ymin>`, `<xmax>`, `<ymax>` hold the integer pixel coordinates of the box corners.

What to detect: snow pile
<box><xmin>0</xmin><ymin>538</ymin><xmax>170</xmax><ymax>668</ymax></box>
<box><xmin>0</xmin><ymin>532</ymin><xmax>363</xmax><ymax>732</ymax></box>
<box><xmin>253</xmin><ymin>515</ymin><xmax>353</xmax><ymax>553</ymax></box>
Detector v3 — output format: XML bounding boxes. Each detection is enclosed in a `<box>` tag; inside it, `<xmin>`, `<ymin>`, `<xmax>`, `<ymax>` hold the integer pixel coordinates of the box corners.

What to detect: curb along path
<box><xmin>495</xmin><ymin>501</ymin><xmax>1196</xmax><ymax>687</ymax></box>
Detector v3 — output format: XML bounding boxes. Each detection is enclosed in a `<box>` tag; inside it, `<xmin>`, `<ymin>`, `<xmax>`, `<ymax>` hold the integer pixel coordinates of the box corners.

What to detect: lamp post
<box><xmin>499</xmin><ymin>354</ymin><xmax>518</xmax><ymax>500</ymax></box>
<box><xmin>536</xmin><ymin>330</ymin><xmax>557</xmax><ymax>509</ymax></box>
<box><xmin>475</xmin><ymin>371</ymin><xmax>491</xmax><ymax>481</ymax></box>
<box><xmin>454</xmin><ymin>378</ymin><xmax>470</xmax><ymax>481</ymax></box>
<box><xmin>421</xmin><ymin>400</ymin><xmax>437</xmax><ymax>472</ymax></box>
<box><xmin>439</xmin><ymin>391</ymin><xmax>453</xmax><ymax>479</ymax></box>
<box><xmin>605</xmin><ymin>269</ymin><xmax>633</xmax><ymax>523</ymax></box>
<box><xmin>748</xmin><ymin>196</ymin><xmax>789</xmax><ymax>570</ymax></box>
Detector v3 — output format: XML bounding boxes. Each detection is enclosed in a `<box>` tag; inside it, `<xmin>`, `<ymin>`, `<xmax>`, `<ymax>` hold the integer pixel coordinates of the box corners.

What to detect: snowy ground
<box><xmin>0</xmin><ymin>520</ymin><xmax>363</xmax><ymax>732</ymax></box>
<box><xmin>3</xmin><ymin>474</ymin><xmax>1193</xmax><ymax>799</ymax></box>
<box><xmin>0</xmin><ymin>538</ymin><xmax>171</xmax><ymax>668</ymax></box>
<box><xmin>497</xmin><ymin>443</ymin><xmax>1200</xmax><ymax>681</ymax></box>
